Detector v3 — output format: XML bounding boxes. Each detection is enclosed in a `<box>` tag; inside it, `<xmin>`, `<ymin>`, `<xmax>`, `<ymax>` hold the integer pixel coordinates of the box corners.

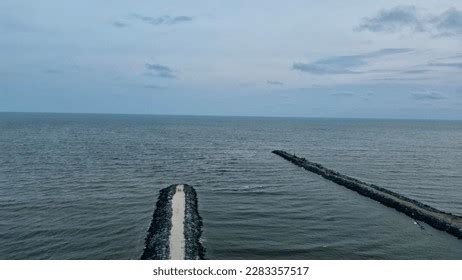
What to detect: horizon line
<box><xmin>0</xmin><ymin>110</ymin><xmax>461</xmax><ymax>122</ymax></box>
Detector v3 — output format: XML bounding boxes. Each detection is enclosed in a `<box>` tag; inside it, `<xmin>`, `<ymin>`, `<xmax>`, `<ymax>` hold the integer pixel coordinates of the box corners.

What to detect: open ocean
<box><xmin>0</xmin><ymin>112</ymin><xmax>461</xmax><ymax>259</ymax></box>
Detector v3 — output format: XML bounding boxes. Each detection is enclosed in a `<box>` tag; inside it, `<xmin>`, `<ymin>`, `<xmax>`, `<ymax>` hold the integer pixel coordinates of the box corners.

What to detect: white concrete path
<box><xmin>169</xmin><ymin>184</ymin><xmax>186</xmax><ymax>260</ymax></box>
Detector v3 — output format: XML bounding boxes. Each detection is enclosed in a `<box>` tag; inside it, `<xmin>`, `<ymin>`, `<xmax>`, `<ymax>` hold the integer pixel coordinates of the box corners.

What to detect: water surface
<box><xmin>0</xmin><ymin>113</ymin><xmax>461</xmax><ymax>259</ymax></box>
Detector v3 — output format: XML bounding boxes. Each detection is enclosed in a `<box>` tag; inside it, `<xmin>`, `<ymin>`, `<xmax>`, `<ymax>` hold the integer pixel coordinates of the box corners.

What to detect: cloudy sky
<box><xmin>1</xmin><ymin>0</ymin><xmax>461</xmax><ymax>119</ymax></box>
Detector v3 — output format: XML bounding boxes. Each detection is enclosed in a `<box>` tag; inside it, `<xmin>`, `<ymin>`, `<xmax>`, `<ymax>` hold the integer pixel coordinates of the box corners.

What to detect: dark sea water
<box><xmin>0</xmin><ymin>113</ymin><xmax>461</xmax><ymax>259</ymax></box>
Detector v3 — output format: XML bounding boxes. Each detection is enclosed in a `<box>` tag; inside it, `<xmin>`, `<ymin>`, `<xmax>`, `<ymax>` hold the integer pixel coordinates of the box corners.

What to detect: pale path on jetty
<box><xmin>169</xmin><ymin>184</ymin><xmax>186</xmax><ymax>260</ymax></box>
<box><xmin>141</xmin><ymin>184</ymin><xmax>205</xmax><ymax>260</ymax></box>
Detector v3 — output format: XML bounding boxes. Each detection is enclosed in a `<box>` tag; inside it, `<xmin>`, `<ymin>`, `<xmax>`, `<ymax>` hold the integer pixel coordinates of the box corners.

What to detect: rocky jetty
<box><xmin>141</xmin><ymin>184</ymin><xmax>205</xmax><ymax>260</ymax></box>
<box><xmin>272</xmin><ymin>150</ymin><xmax>462</xmax><ymax>239</ymax></box>
<box><xmin>183</xmin><ymin>185</ymin><xmax>206</xmax><ymax>260</ymax></box>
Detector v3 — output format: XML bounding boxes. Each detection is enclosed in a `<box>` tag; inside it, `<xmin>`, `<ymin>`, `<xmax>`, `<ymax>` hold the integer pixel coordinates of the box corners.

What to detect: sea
<box><xmin>0</xmin><ymin>112</ymin><xmax>461</xmax><ymax>259</ymax></box>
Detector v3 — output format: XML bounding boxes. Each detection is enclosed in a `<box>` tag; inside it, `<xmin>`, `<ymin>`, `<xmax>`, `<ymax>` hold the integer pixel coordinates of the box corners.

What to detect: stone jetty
<box><xmin>273</xmin><ymin>150</ymin><xmax>462</xmax><ymax>239</ymax></box>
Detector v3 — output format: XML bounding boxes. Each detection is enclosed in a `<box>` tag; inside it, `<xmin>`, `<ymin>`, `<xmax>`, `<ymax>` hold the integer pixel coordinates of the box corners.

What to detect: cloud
<box><xmin>446</xmin><ymin>54</ymin><xmax>462</xmax><ymax>59</ymax></box>
<box><xmin>355</xmin><ymin>6</ymin><xmax>422</xmax><ymax>33</ymax></box>
<box><xmin>412</xmin><ymin>91</ymin><xmax>445</xmax><ymax>100</ymax></box>
<box><xmin>293</xmin><ymin>63</ymin><xmax>361</xmax><ymax>75</ymax></box>
<box><xmin>113</xmin><ymin>21</ymin><xmax>128</xmax><ymax>28</ymax></box>
<box><xmin>402</xmin><ymin>69</ymin><xmax>430</xmax><ymax>74</ymax></box>
<box><xmin>374</xmin><ymin>77</ymin><xmax>429</xmax><ymax>82</ymax></box>
<box><xmin>132</xmin><ymin>14</ymin><xmax>193</xmax><ymax>26</ymax></box>
<box><xmin>267</xmin><ymin>80</ymin><xmax>284</xmax><ymax>85</ymax></box>
<box><xmin>431</xmin><ymin>8</ymin><xmax>462</xmax><ymax>37</ymax></box>
<box><xmin>355</xmin><ymin>6</ymin><xmax>462</xmax><ymax>37</ymax></box>
<box><xmin>428</xmin><ymin>62</ymin><xmax>462</xmax><ymax>68</ymax></box>
<box><xmin>145</xmin><ymin>63</ymin><xmax>176</xmax><ymax>78</ymax></box>
<box><xmin>330</xmin><ymin>91</ymin><xmax>373</xmax><ymax>101</ymax></box>
<box><xmin>292</xmin><ymin>48</ymin><xmax>412</xmax><ymax>75</ymax></box>
<box><xmin>332</xmin><ymin>92</ymin><xmax>356</xmax><ymax>97</ymax></box>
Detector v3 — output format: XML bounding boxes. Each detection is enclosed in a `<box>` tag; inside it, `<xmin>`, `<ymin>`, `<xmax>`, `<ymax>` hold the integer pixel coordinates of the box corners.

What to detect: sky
<box><xmin>1</xmin><ymin>0</ymin><xmax>461</xmax><ymax>119</ymax></box>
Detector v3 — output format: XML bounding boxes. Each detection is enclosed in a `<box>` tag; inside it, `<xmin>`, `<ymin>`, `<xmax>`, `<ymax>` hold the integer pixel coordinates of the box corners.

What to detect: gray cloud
<box><xmin>402</xmin><ymin>69</ymin><xmax>431</xmax><ymax>74</ymax></box>
<box><xmin>332</xmin><ymin>92</ymin><xmax>355</xmax><ymax>97</ymax></box>
<box><xmin>356</xmin><ymin>6</ymin><xmax>462</xmax><ymax>37</ymax></box>
<box><xmin>330</xmin><ymin>92</ymin><xmax>373</xmax><ymax>101</ymax></box>
<box><xmin>428</xmin><ymin>62</ymin><xmax>462</xmax><ymax>68</ymax></box>
<box><xmin>113</xmin><ymin>21</ymin><xmax>128</xmax><ymax>28</ymax></box>
<box><xmin>412</xmin><ymin>91</ymin><xmax>445</xmax><ymax>100</ymax></box>
<box><xmin>355</xmin><ymin>6</ymin><xmax>422</xmax><ymax>33</ymax></box>
<box><xmin>446</xmin><ymin>54</ymin><xmax>462</xmax><ymax>59</ymax></box>
<box><xmin>293</xmin><ymin>63</ymin><xmax>361</xmax><ymax>75</ymax></box>
<box><xmin>132</xmin><ymin>14</ymin><xmax>193</xmax><ymax>26</ymax></box>
<box><xmin>145</xmin><ymin>63</ymin><xmax>176</xmax><ymax>78</ymax></box>
<box><xmin>292</xmin><ymin>48</ymin><xmax>412</xmax><ymax>75</ymax></box>
<box><xmin>267</xmin><ymin>80</ymin><xmax>284</xmax><ymax>85</ymax></box>
<box><xmin>431</xmin><ymin>8</ymin><xmax>462</xmax><ymax>37</ymax></box>
<box><xmin>374</xmin><ymin>77</ymin><xmax>429</xmax><ymax>82</ymax></box>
